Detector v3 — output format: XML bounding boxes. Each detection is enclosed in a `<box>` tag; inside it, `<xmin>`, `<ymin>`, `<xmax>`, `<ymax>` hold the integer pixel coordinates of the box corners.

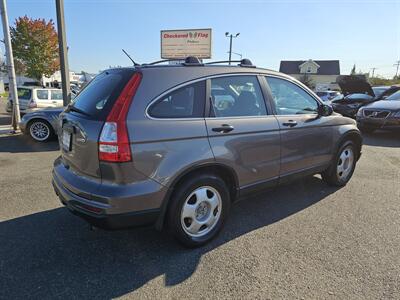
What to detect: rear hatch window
<box><xmin>61</xmin><ymin>68</ymin><xmax>136</xmax><ymax>178</ymax></box>
<box><xmin>70</xmin><ymin>69</ymin><xmax>135</xmax><ymax>119</ymax></box>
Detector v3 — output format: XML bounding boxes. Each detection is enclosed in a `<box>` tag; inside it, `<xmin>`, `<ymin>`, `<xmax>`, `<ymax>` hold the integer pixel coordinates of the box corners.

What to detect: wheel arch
<box><xmin>337</xmin><ymin>129</ymin><xmax>363</xmax><ymax>160</ymax></box>
<box><xmin>155</xmin><ymin>162</ymin><xmax>239</xmax><ymax>231</ymax></box>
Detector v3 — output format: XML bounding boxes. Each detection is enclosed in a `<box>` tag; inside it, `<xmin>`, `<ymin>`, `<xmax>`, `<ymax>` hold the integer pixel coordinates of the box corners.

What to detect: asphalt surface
<box><xmin>0</xmin><ymin>99</ymin><xmax>399</xmax><ymax>299</ymax></box>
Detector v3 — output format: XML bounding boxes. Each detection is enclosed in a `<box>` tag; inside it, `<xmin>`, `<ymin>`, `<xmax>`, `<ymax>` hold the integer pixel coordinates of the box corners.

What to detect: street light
<box><xmin>228</xmin><ymin>51</ymin><xmax>242</xmax><ymax>59</ymax></box>
<box><xmin>225</xmin><ymin>32</ymin><xmax>240</xmax><ymax>65</ymax></box>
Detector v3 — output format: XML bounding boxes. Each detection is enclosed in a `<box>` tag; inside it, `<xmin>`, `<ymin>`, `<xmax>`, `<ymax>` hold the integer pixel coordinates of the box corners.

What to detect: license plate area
<box><xmin>62</xmin><ymin>130</ymin><xmax>72</xmax><ymax>151</ymax></box>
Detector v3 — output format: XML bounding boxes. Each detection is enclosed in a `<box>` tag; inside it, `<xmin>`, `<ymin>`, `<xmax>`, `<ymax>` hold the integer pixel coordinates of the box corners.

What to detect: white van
<box><xmin>6</xmin><ymin>87</ymin><xmax>63</xmax><ymax>113</ymax></box>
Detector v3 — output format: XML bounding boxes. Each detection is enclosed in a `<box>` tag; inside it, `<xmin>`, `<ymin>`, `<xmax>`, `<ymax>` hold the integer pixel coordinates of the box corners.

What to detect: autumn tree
<box><xmin>10</xmin><ymin>16</ymin><xmax>59</xmax><ymax>80</ymax></box>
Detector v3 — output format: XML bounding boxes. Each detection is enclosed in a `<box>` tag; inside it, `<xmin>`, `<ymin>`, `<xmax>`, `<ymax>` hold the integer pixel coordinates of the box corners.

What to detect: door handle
<box><xmin>282</xmin><ymin>120</ymin><xmax>297</xmax><ymax>127</ymax></box>
<box><xmin>212</xmin><ymin>124</ymin><xmax>234</xmax><ymax>133</ymax></box>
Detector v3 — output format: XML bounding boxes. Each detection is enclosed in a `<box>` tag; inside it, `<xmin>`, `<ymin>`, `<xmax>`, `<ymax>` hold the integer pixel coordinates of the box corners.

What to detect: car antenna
<box><xmin>122</xmin><ymin>49</ymin><xmax>140</xmax><ymax>66</ymax></box>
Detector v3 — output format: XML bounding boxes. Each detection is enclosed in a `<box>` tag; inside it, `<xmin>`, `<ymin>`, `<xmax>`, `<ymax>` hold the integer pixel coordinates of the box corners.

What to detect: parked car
<box><xmin>331</xmin><ymin>77</ymin><xmax>400</xmax><ymax>118</ymax></box>
<box><xmin>52</xmin><ymin>57</ymin><xmax>362</xmax><ymax>247</ymax></box>
<box><xmin>6</xmin><ymin>87</ymin><xmax>64</xmax><ymax>114</ymax></box>
<box><xmin>19</xmin><ymin>107</ymin><xmax>64</xmax><ymax>142</ymax></box>
<box><xmin>316</xmin><ymin>90</ymin><xmax>340</xmax><ymax>102</ymax></box>
<box><xmin>356</xmin><ymin>90</ymin><xmax>400</xmax><ymax>133</ymax></box>
<box><xmin>372</xmin><ymin>86</ymin><xmax>391</xmax><ymax>98</ymax></box>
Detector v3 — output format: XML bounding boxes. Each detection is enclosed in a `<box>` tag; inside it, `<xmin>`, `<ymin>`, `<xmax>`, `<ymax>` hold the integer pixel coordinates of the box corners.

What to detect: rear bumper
<box><xmin>52</xmin><ymin>157</ymin><xmax>166</xmax><ymax>229</ymax></box>
<box><xmin>357</xmin><ymin>117</ymin><xmax>400</xmax><ymax>130</ymax></box>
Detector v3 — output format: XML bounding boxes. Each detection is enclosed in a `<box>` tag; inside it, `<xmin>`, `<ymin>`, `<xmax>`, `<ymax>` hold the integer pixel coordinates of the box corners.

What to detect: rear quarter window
<box><xmin>148</xmin><ymin>81</ymin><xmax>205</xmax><ymax>118</ymax></box>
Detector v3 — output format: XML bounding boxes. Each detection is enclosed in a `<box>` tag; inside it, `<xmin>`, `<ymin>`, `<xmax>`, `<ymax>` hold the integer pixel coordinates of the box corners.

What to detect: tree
<box><xmin>299</xmin><ymin>73</ymin><xmax>314</xmax><ymax>89</ymax></box>
<box><xmin>350</xmin><ymin>64</ymin><xmax>356</xmax><ymax>75</ymax></box>
<box><xmin>10</xmin><ymin>16</ymin><xmax>59</xmax><ymax>80</ymax></box>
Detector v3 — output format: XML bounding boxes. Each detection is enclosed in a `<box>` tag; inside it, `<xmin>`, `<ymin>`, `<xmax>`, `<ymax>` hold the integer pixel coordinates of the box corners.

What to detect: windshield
<box><xmin>372</xmin><ymin>87</ymin><xmax>389</xmax><ymax>98</ymax></box>
<box><xmin>386</xmin><ymin>90</ymin><xmax>400</xmax><ymax>100</ymax></box>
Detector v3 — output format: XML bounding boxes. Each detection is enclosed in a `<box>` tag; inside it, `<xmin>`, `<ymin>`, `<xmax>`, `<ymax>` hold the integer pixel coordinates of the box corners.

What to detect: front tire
<box><xmin>322</xmin><ymin>140</ymin><xmax>357</xmax><ymax>187</ymax></box>
<box><xmin>167</xmin><ymin>174</ymin><xmax>230</xmax><ymax>248</ymax></box>
<box><xmin>28</xmin><ymin>120</ymin><xmax>54</xmax><ymax>142</ymax></box>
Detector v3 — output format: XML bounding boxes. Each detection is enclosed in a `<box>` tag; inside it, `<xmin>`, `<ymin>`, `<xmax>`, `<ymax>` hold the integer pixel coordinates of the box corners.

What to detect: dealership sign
<box><xmin>161</xmin><ymin>29</ymin><xmax>212</xmax><ymax>59</ymax></box>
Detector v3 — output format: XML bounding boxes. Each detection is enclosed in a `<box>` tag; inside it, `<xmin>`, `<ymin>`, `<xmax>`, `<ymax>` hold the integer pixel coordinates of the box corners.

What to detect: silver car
<box><xmin>52</xmin><ymin>58</ymin><xmax>362</xmax><ymax>247</ymax></box>
<box><xmin>19</xmin><ymin>107</ymin><xmax>63</xmax><ymax>142</ymax></box>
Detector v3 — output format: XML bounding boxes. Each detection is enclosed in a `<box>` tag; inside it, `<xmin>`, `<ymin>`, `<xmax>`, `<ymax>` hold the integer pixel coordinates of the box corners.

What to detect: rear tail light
<box><xmin>99</xmin><ymin>72</ymin><xmax>142</xmax><ymax>162</ymax></box>
<box><xmin>29</xmin><ymin>99</ymin><xmax>37</xmax><ymax>108</ymax></box>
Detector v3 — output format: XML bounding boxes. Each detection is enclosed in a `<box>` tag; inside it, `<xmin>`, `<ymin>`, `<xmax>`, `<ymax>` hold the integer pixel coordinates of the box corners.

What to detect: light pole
<box><xmin>230</xmin><ymin>51</ymin><xmax>242</xmax><ymax>59</ymax></box>
<box><xmin>55</xmin><ymin>0</ymin><xmax>71</xmax><ymax>106</ymax></box>
<box><xmin>0</xmin><ymin>0</ymin><xmax>21</xmax><ymax>130</ymax></box>
<box><xmin>225</xmin><ymin>32</ymin><xmax>240</xmax><ymax>65</ymax></box>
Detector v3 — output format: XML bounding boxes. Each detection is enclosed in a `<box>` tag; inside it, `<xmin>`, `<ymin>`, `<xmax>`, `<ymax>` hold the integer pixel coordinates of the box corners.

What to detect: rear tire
<box><xmin>322</xmin><ymin>140</ymin><xmax>357</xmax><ymax>187</ymax></box>
<box><xmin>28</xmin><ymin>119</ymin><xmax>54</xmax><ymax>142</ymax></box>
<box><xmin>167</xmin><ymin>173</ymin><xmax>230</xmax><ymax>248</ymax></box>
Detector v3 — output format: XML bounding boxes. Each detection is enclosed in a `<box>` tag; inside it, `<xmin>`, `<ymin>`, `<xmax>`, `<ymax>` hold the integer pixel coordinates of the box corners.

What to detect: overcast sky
<box><xmin>2</xmin><ymin>0</ymin><xmax>400</xmax><ymax>78</ymax></box>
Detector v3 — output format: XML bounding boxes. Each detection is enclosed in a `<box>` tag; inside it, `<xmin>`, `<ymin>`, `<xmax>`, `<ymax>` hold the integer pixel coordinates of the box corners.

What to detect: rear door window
<box><xmin>70</xmin><ymin>69</ymin><xmax>136</xmax><ymax>119</ymax></box>
<box><xmin>50</xmin><ymin>90</ymin><xmax>63</xmax><ymax>100</ymax></box>
<box><xmin>209</xmin><ymin>75</ymin><xmax>267</xmax><ymax>117</ymax></box>
<box><xmin>148</xmin><ymin>81</ymin><xmax>205</xmax><ymax>118</ymax></box>
<box><xmin>36</xmin><ymin>90</ymin><xmax>49</xmax><ymax>100</ymax></box>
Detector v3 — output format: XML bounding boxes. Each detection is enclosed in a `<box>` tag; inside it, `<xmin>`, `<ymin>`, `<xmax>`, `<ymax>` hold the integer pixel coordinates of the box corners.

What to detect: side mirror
<box><xmin>318</xmin><ymin>104</ymin><xmax>333</xmax><ymax>116</ymax></box>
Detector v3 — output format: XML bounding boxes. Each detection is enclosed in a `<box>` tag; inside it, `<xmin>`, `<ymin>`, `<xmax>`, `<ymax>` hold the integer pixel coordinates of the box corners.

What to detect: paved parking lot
<box><xmin>0</xmin><ymin>100</ymin><xmax>399</xmax><ymax>299</ymax></box>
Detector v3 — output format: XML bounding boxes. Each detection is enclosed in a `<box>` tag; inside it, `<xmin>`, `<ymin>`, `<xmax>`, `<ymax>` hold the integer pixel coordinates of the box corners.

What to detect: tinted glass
<box><xmin>210</xmin><ymin>76</ymin><xmax>267</xmax><ymax>117</ymax></box>
<box><xmin>17</xmin><ymin>88</ymin><xmax>32</xmax><ymax>100</ymax></box>
<box><xmin>266</xmin><ymin>77</ymin><xmax>318</xmax><ymax>115</ymax></box>
<box><xmin>372</xmin><ymin>87</ymin><xmax>388</xmax><ymax>98</ymax></box>
<box><xmin>386</xmin><ymin>90</ymin><xmax>400</xmax><ymax>100</ymax></box>
<box><xmin>71</xmin><ymin>69</ymin><xmax>135</xmax><ymax>119</ymax></box>
<box><xmin>316</xmin><ymin>92</ymin><xmax>327</xmax><ymax>96</ymax></box>
<box><xmin>51</xmin><ymin>90</ymin><xmax>63</xmax><ymax>100</ymax></box>
<box><xmin>149</xmin><ymin>81</ymin><xmax>205</xmax><ymax>118</ymax></box>
<box><xmin>36</xmin><ymin>90</ymin><xmax>49</xmax><ymax>100</ymax></box>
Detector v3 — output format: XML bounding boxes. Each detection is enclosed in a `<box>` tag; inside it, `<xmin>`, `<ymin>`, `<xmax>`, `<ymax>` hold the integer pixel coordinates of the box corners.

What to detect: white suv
<box><xmin>6</xmin><ymin>86</ymin><xmax>63</xmax><ymax>113</ymax></box>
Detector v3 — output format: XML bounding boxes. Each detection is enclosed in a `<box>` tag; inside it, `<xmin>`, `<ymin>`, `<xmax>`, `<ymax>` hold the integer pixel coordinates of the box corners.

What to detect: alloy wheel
<box><xmin>30</xmin><ymin>121</ymin><xmax>50</xmax><ymax>141</ymax></box>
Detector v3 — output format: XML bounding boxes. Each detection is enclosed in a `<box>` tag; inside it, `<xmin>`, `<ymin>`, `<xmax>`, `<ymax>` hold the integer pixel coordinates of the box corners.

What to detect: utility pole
<box><xmin>394</xmin><ymin>60</ymin><xmax>400</xmax><ymax>79</ymax></box>
<box><xmin>55</xmin><ymin>0</ymin><xmax>71</xmax><ymax>106</ymax></box>
<box><xmin>370</xmin><ymin>67</ymin><xmax>377</xmax><ymax>78</ymax></box>
<box><xmin>225</xmin><ymin>32</ymin><xmax>240</xmax><ymax>65</ymax></box>
<box><xmin>0</xmin><ymin>0</ymin><xmax>20</xmax><ymax>130</ymax></box>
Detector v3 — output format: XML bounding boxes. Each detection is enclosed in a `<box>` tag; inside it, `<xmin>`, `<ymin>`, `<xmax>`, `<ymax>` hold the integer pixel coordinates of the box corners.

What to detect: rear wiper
<box><xmin>66</xmin><ymin>105</ymin><xmax>91</xmax><ymax>117</ymax></box>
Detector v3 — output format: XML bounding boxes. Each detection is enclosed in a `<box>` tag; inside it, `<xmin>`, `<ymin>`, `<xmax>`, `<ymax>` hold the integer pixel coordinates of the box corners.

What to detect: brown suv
<box><xmin>52</xmin><ymin>57</ymin><xmax>362</xmax><ymax>247</ymax></box>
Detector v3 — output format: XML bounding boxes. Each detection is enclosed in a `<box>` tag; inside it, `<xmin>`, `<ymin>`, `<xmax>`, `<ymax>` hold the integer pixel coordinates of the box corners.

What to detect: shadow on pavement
<box><xmin>0</xmin><ymin>176</ymin><xmax>339</xmax><ymax>298</ymax></box>
<box><xmin>362</xmin><ymin>130</ymin><xmax>400</xmax><ymax>148</ymax></box>
<box><xmin>0</xmin><ymin>133</ymin><xmax>59</xmax><ymax>153</ymax></box>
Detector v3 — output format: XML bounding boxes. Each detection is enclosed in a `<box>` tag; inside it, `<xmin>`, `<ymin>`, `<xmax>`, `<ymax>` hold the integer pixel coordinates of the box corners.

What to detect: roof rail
<box><xmin>140</xmin><ymin>57</ymin><xmax>255</xmax><ymax>67</ymax></box>
<box><xmin>142</xmin><ymin>59</ymin><xmax>179</xmax><ymax>66</ymax></box>
<box><xmin>205</xmin><ymin>58</ymin><xmax>255</xmax><ymax>68</ymax></box>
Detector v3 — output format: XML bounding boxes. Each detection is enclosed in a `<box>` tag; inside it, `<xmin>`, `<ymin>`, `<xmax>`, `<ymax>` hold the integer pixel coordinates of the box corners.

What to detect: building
<box><xmin>279</xmin><ymin>59</ymin><xmax>340</xmax><ymax>91</ymax></box>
